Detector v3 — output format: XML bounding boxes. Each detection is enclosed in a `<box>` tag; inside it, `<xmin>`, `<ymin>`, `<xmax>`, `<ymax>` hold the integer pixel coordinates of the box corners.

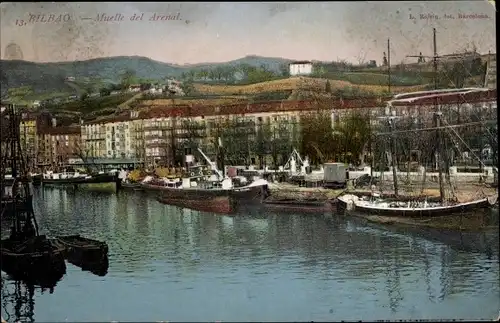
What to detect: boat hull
<box><xmin>263</xmin><ymin>198</ymin><xmax>336</xmax><ymax>213</ymax></box>
<box><xmin>354</xmin><ymin>198</ymin><xmax>492</xmax><ymax>217</ymax></box>
<box><xmin>42</xmin><ymin>173</ymin><xmax>118</xmax><ymax>185</ymax></box>
<box><xmin>157</xmin><ymin>196</ymin><xmax>235</xmax><ymax>214</ymax></box>
<box><xmin>121</xmin><ymin>182</ymin><xmax>142</xmax><ymax>190</ymax></box>
<box><xmin>0</xmin><ymin>236</ymin><xmax>66</xmax><ymax>287</ymax></box>
<box><xmin>55</xmin><ymin>235</ymin><xmax>109</xmax><ymax>260</ymax></box>
<box><xmin>142</xmin><ymin>182</ymin><xmax>268</xmax><ymax>202</ymax></box>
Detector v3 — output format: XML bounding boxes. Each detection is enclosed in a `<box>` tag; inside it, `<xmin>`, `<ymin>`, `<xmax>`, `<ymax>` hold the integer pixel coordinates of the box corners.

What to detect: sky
<box><xmin>0</xmin><ymin>1</ymin><xmax>496</xmax><ymax>65</ymax></box>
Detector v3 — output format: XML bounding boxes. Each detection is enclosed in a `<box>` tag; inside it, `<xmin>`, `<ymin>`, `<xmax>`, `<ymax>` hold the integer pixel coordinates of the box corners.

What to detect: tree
<box><xmin>180</xmin><ymin>79</ymin><xmax>195</xmax><ymax>96</ymax></box>
<box><xmin>220</xmin><ymin>117</ymin><xmax>255</xmax><ymax>165</ymax></box>
<box><xmin>255</xmin><ymin>120</ymin><xmax>272</xmax><ymax>168</ymax></box>
<box><xmin>299</xmin><ymin>109</ymin><xmax>335</xmax><ymax>165</ymax></box>
<box><xmin>279</xmin><ymin>63</ymin><xmax>290</xmax><ymax>77</ymax></box>
<box><xmin>99</xmin><ymin>87</ymin><xmax>111</xmax><ymax>97</ymax></box>
<box><xmin>270</xmin><ymin>118</ymin><xmax>293</xmax><ymax>168</ymax></box>
<box><xmin>325</xmin><ymin>80</ymin><xmax>332</xmax><ymax>93</ymax></box>
<box><xmin>336</xmin><ymin>111</ymin><xmax>372</xmax><ymax>165</ymax></box>
<box><xmin>120</xmin><ymin>69</ymin><xmax>137</xmax><ymax>89</ymax></box>
<box><xmin>80</xmin><ymin>92</ymin><xmax>89</xmax><ymax>101</ymax></box>
<box><xmin>7</xmin><ymin>86</ymin><xmax>33</xmax><ymax>105</ymax></box>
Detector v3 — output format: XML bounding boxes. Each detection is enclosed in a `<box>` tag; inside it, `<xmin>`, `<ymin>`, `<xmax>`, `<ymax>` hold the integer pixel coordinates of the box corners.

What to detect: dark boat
<box><xmin>41</xmin><ymin>173</ymin><xmax>118</xmax><ymax>185</ymax></box>
<box><xmin>67</xmin><ymin>253</ymin><xmax>109</xmax><ymax>277</ymax></box>
<box><xmin>55</xmin><ymin>235</ymin><xmax>108</xmax><ymax>260</ymax></box>
<box><xmin>121</xmin><ymin>181</ymin><xmax>142</xmax><ymax>190</ymax></box>
<box><xmin>157</xmin><ymin>195</ymin><xmax>236</xmax><ymax>214</ymax></box>
<box><xmin>0</xmin><ymin>236</ymin><xmax>67</xmax><ymax>287</ymax></box>
<box><xmin>1</xmin><ymin>198</ymin><xmax>34</xmax><ymax>218</ymax></box>
<box><xmin>31</xmin><ymin>174</ymin><xmax>42</xmax><ymax>186</ymax></box>
<box><xmin>142</xmin><ymin>178</ymin><xmax>269</xmax><ymax>202</ymax></box>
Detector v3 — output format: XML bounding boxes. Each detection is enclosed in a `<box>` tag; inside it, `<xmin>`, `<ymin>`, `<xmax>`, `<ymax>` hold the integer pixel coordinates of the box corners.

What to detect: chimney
<box><xmin>51</xmin><ymin>118</ymin><xmax>57</xmax><ymax>127</ymax></box>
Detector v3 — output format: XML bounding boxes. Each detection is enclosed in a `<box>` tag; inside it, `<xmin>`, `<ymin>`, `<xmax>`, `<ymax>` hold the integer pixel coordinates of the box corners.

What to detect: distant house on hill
<box><xmin>128</xmin><ymin>84</ymin><xmax>141</xmax><ymax>93</ymax></box>
<box><xmin>289</xmin><ymin>61</ymin><xmax>313</xmax><ymax>76</ymax></box>
<box><xmin>65</xmin><ymin>76</ymin><xmax>75</xmax><ymax>82</ymax></box>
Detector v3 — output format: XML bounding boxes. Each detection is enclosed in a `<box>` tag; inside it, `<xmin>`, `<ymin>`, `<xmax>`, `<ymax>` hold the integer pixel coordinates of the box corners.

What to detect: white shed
<box><xmin>289</xmin><ymin>61</ymin><xmax>313</xmax><ymax>76</ymax></box>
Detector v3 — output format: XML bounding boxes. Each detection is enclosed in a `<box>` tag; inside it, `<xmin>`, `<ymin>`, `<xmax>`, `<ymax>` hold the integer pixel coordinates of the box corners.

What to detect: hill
<box><xmin>0</xmin><ymin>55</ymin><xmax>292</xmax><ymax>96</ymax></box>
<box><xmin>192</xmin><ymin>77</ymin><xmax>426</xmax><ymax>95</ymax></box>
<box><xmin>131</xmin><ymin>77</ymin><xmax>427</xmax><ymax>110</ymax></box>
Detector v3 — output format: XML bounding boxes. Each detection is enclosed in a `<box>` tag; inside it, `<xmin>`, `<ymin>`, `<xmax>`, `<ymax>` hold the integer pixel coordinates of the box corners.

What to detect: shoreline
<box><xmin>267</xmin><ymin>182</ymin><xmax>497</xmax><ymax>204</ymax></box>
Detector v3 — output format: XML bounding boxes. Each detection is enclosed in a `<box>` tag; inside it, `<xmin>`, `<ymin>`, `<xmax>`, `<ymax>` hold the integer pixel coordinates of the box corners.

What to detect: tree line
<box><xmin>179</xmin><ymin>63</ymin><xmax>289</xmax><ymax>85</ymax></box>
<box><xmin>156</xmin><ymin>105</ymin><xmax>495</xmax><ymax>171</ymax></box>
<box><xmin>158</xmin><ymin>108</ymin><xmax>372</xmax><ymax>169</ymax></box>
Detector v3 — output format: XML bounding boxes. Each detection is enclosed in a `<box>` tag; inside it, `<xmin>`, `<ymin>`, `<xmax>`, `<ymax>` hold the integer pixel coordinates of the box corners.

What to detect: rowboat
<box><xmin>55</xmin><ymin>235</ymin><xmax>108</xmax><ymax>260</ymax></box>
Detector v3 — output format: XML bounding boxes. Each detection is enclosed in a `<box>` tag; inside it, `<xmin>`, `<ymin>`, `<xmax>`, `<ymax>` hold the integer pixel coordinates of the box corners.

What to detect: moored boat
<box><xmin>121</xmin><ymin>180</ymin><xmax>142</xmax><ymax>190</ymax></box>
<box><xmin>338</xmin><ymin>193</ymin><xmax>495</xmax><ymax>217</ymax></box>
<box><xmin>157</xmin><ymin>195</ymin><xmax>236</xmax><ymax>214</ymax></box>
<box><xmin>143</xmin><ymin>176</ymin><xmax>269</xmax><ymax>202</ymax></box>
<box><xmin>55</xmin><ymin>235</ymin><xmax>108</xmax><ymax>260</ymax></box>
<box><xmin>0</xmin><ymin>235</ymin><xmax>67</xmax><ymax>287</ymax></box>
<box><xmin>67</xmin><ymin>253</ymin><xmax>109</xmax><ymax>277</ymax></box>
<box><xmin>263</xmin><ymin>197</ymin><xmax>337</xmax><ymax>213</ymax></box>
<box><xmin>41</xmin><ymin>171</ymin><xmax>118</xmax><ymax>185</ymax></box>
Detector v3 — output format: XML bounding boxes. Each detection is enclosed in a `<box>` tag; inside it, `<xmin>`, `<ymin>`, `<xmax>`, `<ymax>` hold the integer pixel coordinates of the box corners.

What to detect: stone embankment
<box><xmin>268</xmin><ymin>182</ymin><xmax>497</xmax><ymax>204</ymax></box>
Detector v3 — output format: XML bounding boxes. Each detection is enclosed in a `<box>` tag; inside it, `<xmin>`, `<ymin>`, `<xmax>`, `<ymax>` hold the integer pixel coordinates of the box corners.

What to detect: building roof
<box><xmin>389</xmin><ymin>88</ymin><xmax>496</xmax><ymax>107</ymax></box>
<box><xmin>80</xmin><ymin>97</ymin><xmax>390</xmax><ymax>125</ymax></box>
<box><xmin>136</xmin><ymin>98</ymin><xmax>387</xmax><ymax>119</ymax></box>
<box><xmin>85</xmin><ymin>114</ymin><xmax>133</xmax><ymax>125</ymax></box>
<box><xmin>43</xmin><ymin>126</ymin><xmax>81</xmax><ymax>135</ymax></box>
<box><xmin>289</xmin><ymin>61</ymin><xmax>312</xmax><ymax>65</ymax></box>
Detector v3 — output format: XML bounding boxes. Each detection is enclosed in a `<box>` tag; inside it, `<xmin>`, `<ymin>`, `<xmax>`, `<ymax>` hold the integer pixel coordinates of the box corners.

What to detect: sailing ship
<box><xmin>1</xmin><ymin>105</ymin><xmax>67</xmax><ymax>286</ymax></box>
<box><xmin>339</xmin><ymin>29</ymin><xmax>497</xmax><ymax>217</ymax></box>
<box><xmin>339</xmin><ymin>88</ymin><xmax>497</xmax><ymax>217</ymax></box>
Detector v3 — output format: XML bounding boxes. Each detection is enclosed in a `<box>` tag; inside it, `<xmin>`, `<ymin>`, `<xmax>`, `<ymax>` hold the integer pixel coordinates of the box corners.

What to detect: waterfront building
<box><xmin>18</xmin><ymin>111</ymin><xmax>53</xmax><ymax>169</ymax></box>
<box><xmin>39</xmin><ymin>126</ymin><xmax>81</xmax><ymax>167</ymax></box>
<box><xmin>81</xmin><ymin>112</ymin><xmax>145</xmax><ymax>163</ymax></box>
<box><xmin>77</xmin><ymin>97</ymin><xmax>388</xmax><ymax>168</ymax></box>
<box><xmin>80</xmin><ymin>121</ymin><xmax>107</xmax><ymax>159</ymax></box>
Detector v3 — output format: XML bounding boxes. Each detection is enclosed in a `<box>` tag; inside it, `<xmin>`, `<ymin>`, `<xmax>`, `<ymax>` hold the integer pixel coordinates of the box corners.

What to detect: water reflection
<box><xmin>6</xmin><ymin>188</ymin><xmax>499</xmax><ymax>321</ymax></box>
<box><xmin>1</xmin><ymin>276</ymin><xmax>57</xmax><ymax>323</ymax></box>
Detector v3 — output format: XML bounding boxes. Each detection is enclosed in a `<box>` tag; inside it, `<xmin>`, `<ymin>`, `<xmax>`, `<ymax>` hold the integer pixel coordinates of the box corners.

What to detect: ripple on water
<box><xmin>3</xmin><ymin>188</ymin><xmax>497</xmax><ymax>322</ymax></box>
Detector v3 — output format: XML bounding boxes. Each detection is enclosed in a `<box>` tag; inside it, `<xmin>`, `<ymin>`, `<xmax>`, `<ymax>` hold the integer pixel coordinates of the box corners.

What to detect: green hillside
<box><xmin>0</xmin><ymin>55</ymin><xmax>293</xmax><ymax>96</ymax></box>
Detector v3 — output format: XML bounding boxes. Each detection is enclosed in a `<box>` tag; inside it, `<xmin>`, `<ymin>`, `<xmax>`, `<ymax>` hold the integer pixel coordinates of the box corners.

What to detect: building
<box><xmin>289</xmin><ymin>61</ymin><xmax>313</xmax><ymax>76</ymax></box>
<box><xmin>80</xmin><ymin>121</ymin><xmax>107</xmax><ymax>160</ymax></box>
<box><xmin>81</xmin><ymin>112</ymin><xmax>145</xmax><ymax>163</ymax></box>
<box><xmin>19</xmin><ymin>111</ymin><xmax>53</xmax><ymax>169</ymax></box>
<box><xmin>128</xmin><ymin>84</ymin><xmax>141</xmax><ymax>93</ymax></box>
<box><xmin>40</xmin><ymin>126</ymin><xmax>81</xmax><ymax>166</ymax></box>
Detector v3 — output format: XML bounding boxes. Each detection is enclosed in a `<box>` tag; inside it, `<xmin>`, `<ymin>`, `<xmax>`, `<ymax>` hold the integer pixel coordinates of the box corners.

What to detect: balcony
<box><xmin>143</xmin><ymin>124</ymin><xmax>171</xmax><ymax>131</ymax></box>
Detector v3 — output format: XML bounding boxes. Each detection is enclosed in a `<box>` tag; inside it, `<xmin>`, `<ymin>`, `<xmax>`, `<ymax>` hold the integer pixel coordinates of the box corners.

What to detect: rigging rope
<box><xmin>441</xmin><ymin>118</ymin><xmax>487</xmax><ymax>168</ymax></box>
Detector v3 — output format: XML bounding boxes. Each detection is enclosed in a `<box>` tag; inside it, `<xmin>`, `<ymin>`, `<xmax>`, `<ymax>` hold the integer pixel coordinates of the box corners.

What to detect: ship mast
<box><xmin>431</xmin><ymin>28</ymin><xmax>446</xmax><ymax>202</ymax></box>
<box><xmin>1</xmin><ymin>104</ymin><xmax>39</xmax><ymax>239</ymax></box>
<box><xmin>407</xmin><ymin>28</ymin><xmax>447</xmax><ymax>202</ymax></box>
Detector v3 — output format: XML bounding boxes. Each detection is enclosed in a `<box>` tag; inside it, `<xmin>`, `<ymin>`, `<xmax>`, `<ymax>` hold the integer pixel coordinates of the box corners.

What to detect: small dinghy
<box><xmin>55</xmin><ymin>235</ymin><xmax>108</xmax><ymax>260</ymax></box>
<box><xmin>68</xmin><ymin>253</ymin><xmax>109</xmax><ymax>277</ymax></box>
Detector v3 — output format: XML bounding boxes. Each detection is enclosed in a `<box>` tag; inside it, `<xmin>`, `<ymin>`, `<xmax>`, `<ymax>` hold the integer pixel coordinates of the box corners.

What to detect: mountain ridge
<box><xmin>0</xmin><ymin>55</ymin><xmax>294</xmax><ymax>95</ymax></box>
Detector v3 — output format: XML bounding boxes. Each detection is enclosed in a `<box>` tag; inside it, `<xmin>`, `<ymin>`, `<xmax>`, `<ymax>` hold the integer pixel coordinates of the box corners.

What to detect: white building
<box><xmin>289</xmin><ymin>61</ymin><xmax>313</xmax><ymax>76</ymax></box>
<box><xmin>105</xmin><ymin>121</ymin><xmax>133</xmax><ymax>159</ymax></box>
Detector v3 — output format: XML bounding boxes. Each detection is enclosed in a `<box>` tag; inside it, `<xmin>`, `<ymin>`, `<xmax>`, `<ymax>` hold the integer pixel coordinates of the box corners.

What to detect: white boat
<box><xmin>338</xmin><ymin>194</ymin><xmax>495</xmax><ymax>217</ymax></box>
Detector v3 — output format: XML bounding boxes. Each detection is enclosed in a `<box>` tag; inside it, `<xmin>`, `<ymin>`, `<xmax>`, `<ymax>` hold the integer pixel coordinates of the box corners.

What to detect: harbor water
<box><xmin>1</xmin><ymin>187</ymin><xmax>499</xmax><ymax>322</ymax></box>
